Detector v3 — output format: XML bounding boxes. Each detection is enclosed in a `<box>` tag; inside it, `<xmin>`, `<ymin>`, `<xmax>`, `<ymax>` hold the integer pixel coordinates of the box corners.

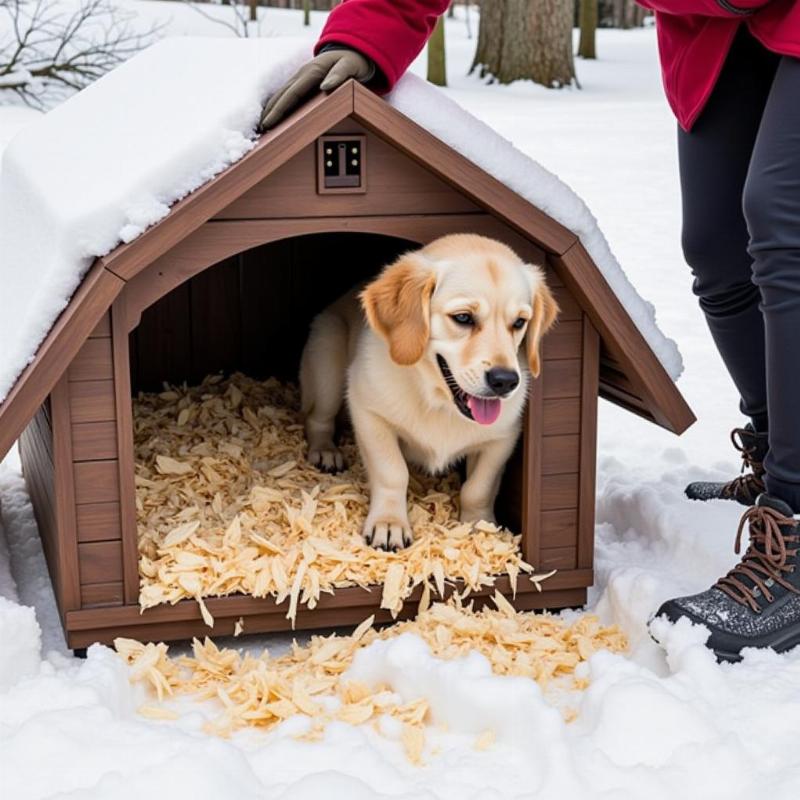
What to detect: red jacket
<box><xmin>317</xmin><ymin>0</ymin><xmax>800</xmax><ymax>131</ymax></box>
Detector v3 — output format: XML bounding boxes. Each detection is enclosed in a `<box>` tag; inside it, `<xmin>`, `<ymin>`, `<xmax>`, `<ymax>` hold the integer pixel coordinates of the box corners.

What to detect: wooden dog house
<box><xmin>0</xmin><ymin>80</ymin><xmax>694</xmax><ymax>650</ymax></box>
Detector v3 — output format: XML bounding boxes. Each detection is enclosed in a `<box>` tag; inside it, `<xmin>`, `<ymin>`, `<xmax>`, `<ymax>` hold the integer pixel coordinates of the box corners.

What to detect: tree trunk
<box><xmin>495</xmin><ymin>0</ymin><xmax>575</xmax><ymax>88</ymax></box>
<box><xmin>470</xmin><ymin>0</ymin><xmax>506</xmax><ymax>78</ymax></box>
<box><xmin>303</xmin><ymin>0</ymin><xmax>310</xmax><ymax>24</ymax></box>
<box><xmin>249</xmin><ymin>0</ymin><xmax>258</xmax><ymax>22</ymax></box>
<box><xmin>427</xmin><ymin>16</ymin><xmax>447</xmax><ymax>86</ymax></box>
<box><xmin>577</xmin><ymin>0</ymin><xmax>597</xmax><ymax>59</ymax></box>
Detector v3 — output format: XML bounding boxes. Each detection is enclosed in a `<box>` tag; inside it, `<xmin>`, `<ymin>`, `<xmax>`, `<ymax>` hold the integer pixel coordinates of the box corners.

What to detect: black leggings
<box><xmin>679</xmin><ymin>26</ymin><xmax>800</xmax><ymax>509</ymax></box>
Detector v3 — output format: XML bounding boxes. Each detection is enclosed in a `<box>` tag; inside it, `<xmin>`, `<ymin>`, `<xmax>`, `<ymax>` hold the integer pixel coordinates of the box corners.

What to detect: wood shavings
<box><xmin>116</xmin><ymin>598</ymin><xmax>628</xmax><ymax>763</ymax></box>
<box><xmin>474</xmin><ymin>730</ymin><xmax>496</xmax><ymax>751</ymax></box>
<box><xmin>134</xmin><ymin>374</ymin><xmax>547</xmax><ymax>625</ymax></box>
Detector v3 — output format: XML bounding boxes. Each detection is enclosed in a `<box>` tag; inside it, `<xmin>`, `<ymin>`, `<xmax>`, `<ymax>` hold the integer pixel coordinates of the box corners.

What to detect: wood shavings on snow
<box><xmin>115</xmin><ymin>598</ymin><xmax>628</xmax><ymax>762</ymax></box>
<box><xmin>135</xmin><ymin>374</ymin><xmax>548</xmax><ymax>625</ymax></box>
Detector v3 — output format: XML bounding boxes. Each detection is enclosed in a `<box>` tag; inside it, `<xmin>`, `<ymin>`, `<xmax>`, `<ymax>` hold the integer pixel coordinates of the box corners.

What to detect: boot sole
<box><xmin>683</xmin><ymin>488</ymin><xmax>753</xmax><ymax>507</ymax></box>
<box><xmin>649</xmin><ymin>617</ymin><xmax>800</xmax><ymax>664</ymax></box>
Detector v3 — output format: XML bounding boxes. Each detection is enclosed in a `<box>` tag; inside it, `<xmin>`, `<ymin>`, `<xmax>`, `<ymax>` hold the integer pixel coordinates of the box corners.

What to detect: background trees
<box><xmin>0</xmin><ymin>0</ymin><xmax>653</xmax><ymax>106</ymax></box>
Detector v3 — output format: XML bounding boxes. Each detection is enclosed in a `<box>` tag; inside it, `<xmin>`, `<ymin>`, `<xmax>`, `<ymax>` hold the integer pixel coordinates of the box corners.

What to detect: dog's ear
<box><xmin>360</xmin><ymin>253</ymin><xmax>436</xmax><ymax>366</ymax></box>
<box><xmin>526</xmin><ymin>279</ymin><xmax>559</xmax><ymax>378</ymax></box>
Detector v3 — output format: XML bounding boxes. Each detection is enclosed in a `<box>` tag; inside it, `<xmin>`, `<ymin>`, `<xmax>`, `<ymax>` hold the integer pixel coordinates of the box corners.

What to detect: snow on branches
<box><xmin>0</xmin><ymin>0</ymin><xmax>161</xmax><ymax>108</ymax></box>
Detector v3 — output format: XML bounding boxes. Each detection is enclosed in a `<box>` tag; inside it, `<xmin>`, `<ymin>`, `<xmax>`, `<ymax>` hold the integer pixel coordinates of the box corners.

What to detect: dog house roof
<box><xmin>0</xmin><ymin>37</ymin><xmax>693</xmax><ymax>461</ymax></box>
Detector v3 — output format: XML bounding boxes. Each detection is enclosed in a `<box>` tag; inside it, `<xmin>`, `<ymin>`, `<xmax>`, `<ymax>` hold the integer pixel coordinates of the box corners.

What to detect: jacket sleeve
<box><xmin>635</xmin><ymin>0</ymin><xmax>770</xmax><ymax>16</ymax></box>
<box><xmin>315</xmin><ymin>0</ymin><xmax>451</xmax><ymax>93</ymax></box>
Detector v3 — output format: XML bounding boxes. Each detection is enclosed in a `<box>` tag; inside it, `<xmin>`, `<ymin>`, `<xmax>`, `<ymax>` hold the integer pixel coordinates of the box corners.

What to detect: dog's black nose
<box><xmin>485</xmin><ymin>368</ymin><xmax>519</xmax><ymax>396</ymax></box>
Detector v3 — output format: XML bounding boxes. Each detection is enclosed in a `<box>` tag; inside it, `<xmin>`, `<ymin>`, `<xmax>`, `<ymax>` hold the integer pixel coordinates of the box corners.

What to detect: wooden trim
<box><xmin>541</xmin><ymin>474</ymin><xmax>579</xmax><ymax>511</ymax></box>
<box><xmin>81</xmin><ymin>582</ymin><xmax>124</xmax><ymax>608</ymax></box>
<box><xmin>122</xmin><ymin>215</ymin><xmax>544</xmax><ymax>331</ymax></box>
<box><xmin>66</xmin><ymin>569</ymin><xmax>593</xmax><ymax>633</ymax></box>
<box><xmin>66</xmin><ymin>587</ymin><xmax>588</xmax><ymax>648</ymax></box>
<box><xmin>541</xmin><ymin>434</ymin><xmax>580</xmax><ymax>476</ymax></box>
<box><xmin>0</xmin><ymin>263</ymin><xmax>124</xmax><ymax>462</ymax></box>
<box><xmin>542</xmin><ymin>359</ymin><xmax>582</xmax><ymax>399</ymax></box>
<box><xmin>68</xmin><ymin>380</ymin><xmax>116</xmax><ymax>424</ymax></box>
<box><xmin>111</xmin><ymin>297</ymin><xmax>140</xmax><ymax>605</ymax></box>
<box><xmin>542</xmin><ymin>398</ymin><xmax>581</xmax><ymax>436</ymax></box>
<box><xmin>74</xmin><ymin>461</ymin><xmax>120</xmax><ymax>505</ymax></box>
<box><xmin>100</xmin><ymin>83</ymin><xmax>357</xmax><ymax>282</ymax></box>
<box><xmin>71</xmin><ymin>421</ymin><xmax>118</xmax><ymax>462</ymax></box>
<box><xmin>540</xmin><ymin>547</ymin><xmax>577</xmax><ymax>570</ymax></box>
<box><xmin>78</xmin><ymin>541</ymin><xmax>124</xmax><ymax>584</ymax></box>
<box><xmin>67</xmin><ymin>338</ymin><xmax>114</xmax><ymax>382</ymax></box>
<box><xmin>523</xmin><ymin>376</ymin><xmax>544</xmax><ymax>567</ymax></box>
<box><xmin>51</xmin><ymin>376</ymin><xmax>81</xmax><ymax>612</ymax></box>
<box><xmin>89</xmin><ymin>314</ymin><xmax>112</xmax><ymax>338</ymax></box>
<box><xmin>541</xmin><ymin>509</ymin><xmax>579</xmax><ymax>548</ymax></box>
<box><xmin>553</xmin><ymin>241</ymin><xmax>695</xmax><ymax>434</ymax></box>
<box><xmin>578</xmin><ymin>317</ymin><xmax>600</xmax><ymax>570</ymax></box>
<box><xmin>351</xmin><ymin>82</ymin><xmax>577</xmax><ymax>256</ymax></box>
<box><xmin>76</xmin><ymin>502</ymin><xmax>121</xmax><ymax>542</ymax></box>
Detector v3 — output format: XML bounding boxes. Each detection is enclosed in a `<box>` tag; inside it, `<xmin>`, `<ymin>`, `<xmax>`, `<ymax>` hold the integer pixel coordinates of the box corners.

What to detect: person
<box><xmin>260</xmin><ymin>0</ymin><xmax>800</xmax><ymax>662</ymax></box>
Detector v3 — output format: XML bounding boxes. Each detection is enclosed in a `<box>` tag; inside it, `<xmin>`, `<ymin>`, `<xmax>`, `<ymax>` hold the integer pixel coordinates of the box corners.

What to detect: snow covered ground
<box><xmin>2</xmin><ymin>8</ymin><xmax>798</xmax><ymax>799</ymax></box>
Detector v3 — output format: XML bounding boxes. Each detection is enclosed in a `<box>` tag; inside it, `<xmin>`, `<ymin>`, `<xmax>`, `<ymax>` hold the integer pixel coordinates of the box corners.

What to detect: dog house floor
<box><xmin>135</xmin><ymin>373</ymin><xmax>542</xmax><ymax>627</ymax></box>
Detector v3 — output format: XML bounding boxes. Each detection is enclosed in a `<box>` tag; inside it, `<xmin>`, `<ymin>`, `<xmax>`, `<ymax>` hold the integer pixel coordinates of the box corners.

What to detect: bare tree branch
<box><xmin>0</xmin><ymin>0</ymin><xmax>164</xmax><ymax>108</ymax></box>
<box><xmin>180</xmin><ymin>0</ymin><xmax>261</xmax><ymax>39</ymax></box>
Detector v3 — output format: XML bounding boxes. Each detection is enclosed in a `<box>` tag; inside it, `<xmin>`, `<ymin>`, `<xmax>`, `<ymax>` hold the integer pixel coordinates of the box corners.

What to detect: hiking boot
<box><xmin>685</xmin><ymin>424</ymin><xmax>768</xmax><ymax>506</ymax></box>
<box><xmin>652</xmin><ymin>494</ymin><xmax>800</xmax><ymax>662</ymax></box>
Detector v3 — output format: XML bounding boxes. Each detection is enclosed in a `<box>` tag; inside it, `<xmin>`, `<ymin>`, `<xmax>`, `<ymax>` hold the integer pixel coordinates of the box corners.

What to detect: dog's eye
<box><xmin>512</xmin><ymin>317</ymin><xmax>527</xmax><ymax>330</ymax></box>
<box><xmin>451</xmin><ymin>313</ymin><xmax>475</xmax><ymax>326</ymax></box>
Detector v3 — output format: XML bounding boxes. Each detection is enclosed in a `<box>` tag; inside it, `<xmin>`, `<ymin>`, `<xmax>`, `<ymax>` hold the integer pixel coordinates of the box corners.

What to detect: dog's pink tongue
<box><xmin>468</xmin><ymin>395</ymin><xmax>502</xmax><ymax>425</ymax></box>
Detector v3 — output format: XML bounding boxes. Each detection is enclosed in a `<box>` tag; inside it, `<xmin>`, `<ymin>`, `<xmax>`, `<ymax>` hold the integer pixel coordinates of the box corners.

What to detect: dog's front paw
<box><xmin>308</xmin><ymin>446</ymin><xmax>346</xmax><ymax>474</ymax></box>
<box><xmin>363</xmin><ymin>516</ymin><xmax>413</xmax><ymax>551</ymax></box>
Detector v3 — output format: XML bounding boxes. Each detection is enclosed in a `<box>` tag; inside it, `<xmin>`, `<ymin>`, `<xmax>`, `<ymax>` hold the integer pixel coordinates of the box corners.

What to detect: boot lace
<box><xmin>715</xmin><ymin>504</ymin><xmax>800</xmax><ymax>612</ymax></box>
<box><xmin>720</xmin><ymin>427</ymin><xmax>766</xmax><ymax>501</ymax></box>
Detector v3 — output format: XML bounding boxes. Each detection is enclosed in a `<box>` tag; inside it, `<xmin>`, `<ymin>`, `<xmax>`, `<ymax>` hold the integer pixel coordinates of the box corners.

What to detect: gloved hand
<box><xmin>259</xmin><ymin>48</ymin><xmax>374</xmax><ymax>131</ymax></box>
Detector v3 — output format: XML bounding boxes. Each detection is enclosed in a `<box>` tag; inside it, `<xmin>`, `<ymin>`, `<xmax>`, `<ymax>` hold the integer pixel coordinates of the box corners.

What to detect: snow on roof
<box><xmin>0</xmin><ymin>36</ymin><xmax>681</xmax><ymax>406</ymax></box>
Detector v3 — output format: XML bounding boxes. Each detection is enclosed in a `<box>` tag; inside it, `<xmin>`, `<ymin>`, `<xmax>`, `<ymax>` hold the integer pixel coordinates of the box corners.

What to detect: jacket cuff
<box><xmin>316</xmin><ymin>32</ymin><xmax>397</xmax><ymax>93</ymax></box>
<box><xmin>716</xmin><ymin>0</ymin><xmax>769</xmax><ymax>14</ymax></box>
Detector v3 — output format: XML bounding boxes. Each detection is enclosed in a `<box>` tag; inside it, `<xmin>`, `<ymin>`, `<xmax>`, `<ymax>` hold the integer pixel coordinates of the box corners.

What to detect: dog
<box><xmin>299</xmin><ymin>233</ymin><xmax>559</xmax><ymax>551</ymax></box>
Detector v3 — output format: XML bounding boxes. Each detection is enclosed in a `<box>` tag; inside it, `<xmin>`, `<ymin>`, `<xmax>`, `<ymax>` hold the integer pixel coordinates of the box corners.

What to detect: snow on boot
<box><xmin>685</xmin><ymin>424</ymin><xmax>767</xmax><ymax>505</ymax></box>
<box><xmin>652</xmin><ymin>494</ymin><xmax>800</xmax><ymax>662</ymax></box>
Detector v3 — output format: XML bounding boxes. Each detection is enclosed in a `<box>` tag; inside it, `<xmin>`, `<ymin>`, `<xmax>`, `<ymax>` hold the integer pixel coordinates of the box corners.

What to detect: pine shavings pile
<box><xmin>135</xmin><ymin>374</ymin><xmax>551</xmax><ymax>626</ymax></box>
<box><xmin>115</xmin><ymin>598</ymin><xmax>628</xmax><ymax>762</ymax></box>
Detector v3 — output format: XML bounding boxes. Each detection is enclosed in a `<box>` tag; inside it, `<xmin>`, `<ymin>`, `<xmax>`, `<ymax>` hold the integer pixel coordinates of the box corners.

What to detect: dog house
<box><xmin>0</xmin><ymin>46</ymin><xmax>693</xmax><ymax>650</ymax></box>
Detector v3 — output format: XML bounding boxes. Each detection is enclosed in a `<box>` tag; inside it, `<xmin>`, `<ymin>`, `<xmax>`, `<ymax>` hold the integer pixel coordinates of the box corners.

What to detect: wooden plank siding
<box><xmin>215</xmin><ymin>119</ymin><xmax>481</xmax><ymax>220</ymax></box>
<box><xmin>535</xmin><ymin>306</ymin><xmax>586</xmax><ymax>572</ymax></box>
<box><xmin>67</xmin><ymin>329</ymin><xmax>125</xmax><ymax>606</ymax></box>
<box><xmin>19</xmin><ymin>402</ymin><xmax>63</xmax><ymax>607</ymax></box>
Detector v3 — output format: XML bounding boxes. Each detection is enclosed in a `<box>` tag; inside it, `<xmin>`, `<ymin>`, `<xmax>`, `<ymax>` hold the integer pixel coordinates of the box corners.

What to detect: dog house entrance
<box><xmin>127</xmin><ymin>232</ymin><xmax>529</xmax><ymax>622</ymax></box>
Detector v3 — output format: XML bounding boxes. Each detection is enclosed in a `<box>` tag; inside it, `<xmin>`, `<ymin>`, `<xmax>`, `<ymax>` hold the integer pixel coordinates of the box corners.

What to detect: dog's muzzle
<box><xmin>436</xmin><ymin>355</ymin><xmax>504</xmax><ymax>426</ymax></box>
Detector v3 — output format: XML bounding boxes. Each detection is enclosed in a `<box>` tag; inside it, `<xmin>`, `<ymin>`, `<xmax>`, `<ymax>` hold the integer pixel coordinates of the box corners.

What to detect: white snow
<box><xmin>0</xmin><ymin>20</ymin><xmax>680</xmax><ymax>408</ymax></box>
<box><xmin>0</xmin><ymin>8</ymin><xmax>794</xmax><ymax>799</ymax></box>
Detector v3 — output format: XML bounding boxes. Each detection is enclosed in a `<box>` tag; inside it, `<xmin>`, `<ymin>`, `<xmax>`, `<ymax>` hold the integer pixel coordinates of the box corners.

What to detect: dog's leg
<box><xmin>459</xmin><ymin>437</ymin><xmax>518</xmax><ymax>524</ymax></box>
<box><xmin>300</xmin><ymin>311</ymin><xmax>348</xmax><ymax>473</ymax></box>
<box><xmin>351</xmin><ymin>407</ymin><xmax>412</xmax><ymax>551</ymax></box>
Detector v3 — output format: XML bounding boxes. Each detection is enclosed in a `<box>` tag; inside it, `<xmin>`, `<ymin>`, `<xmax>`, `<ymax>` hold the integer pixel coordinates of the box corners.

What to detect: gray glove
<box><xmin>259</xmin><ymin>48</ymin><xmax>374</xmax><ymax>131</ymax></box>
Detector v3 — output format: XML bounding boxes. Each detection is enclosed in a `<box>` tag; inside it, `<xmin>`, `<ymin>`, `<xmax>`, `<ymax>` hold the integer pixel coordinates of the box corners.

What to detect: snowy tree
<box><xmin>0</xmin><ymin>0</ymin><xmax>160</xmax><ymax>108</ymax></box>
<box><xmin>578</xmin><ymin>0</ymin><xmax>598</xmax><ymax>59</ymax></box>
<box><xmin>427</xmin><ymin>16</ymin><xmax>446</xmax><ymax>86</ymax></box>
<box><xmin>471</xmin><ymin>0</ymin><xmax>576</xmax><ymax>88</ymax></box>
<box><xmin>469</xmin><ymin>0</ymin><xmax>504</xmax><ymax>79</ymax></box>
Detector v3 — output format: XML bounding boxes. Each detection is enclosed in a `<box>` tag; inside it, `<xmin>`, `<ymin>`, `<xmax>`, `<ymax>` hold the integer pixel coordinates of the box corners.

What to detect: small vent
<box><xmin>317</xmin><ymin>134</ymin><xmax>367</xmax><ymax>194</ymax></box>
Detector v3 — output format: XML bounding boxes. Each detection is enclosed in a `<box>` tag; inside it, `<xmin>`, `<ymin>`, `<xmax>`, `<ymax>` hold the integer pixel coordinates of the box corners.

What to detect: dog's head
<box><xmin>360</xmin><ymin>234</ymin><xmax>559</xmax><ymax>426</ymax></box>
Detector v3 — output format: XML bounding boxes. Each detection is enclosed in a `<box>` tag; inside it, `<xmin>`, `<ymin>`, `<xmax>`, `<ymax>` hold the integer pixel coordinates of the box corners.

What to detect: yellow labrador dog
<box><xmin>299</xmin><ymin>234</ymin><xmax>558</xmax><ymax>551</ymax></box>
